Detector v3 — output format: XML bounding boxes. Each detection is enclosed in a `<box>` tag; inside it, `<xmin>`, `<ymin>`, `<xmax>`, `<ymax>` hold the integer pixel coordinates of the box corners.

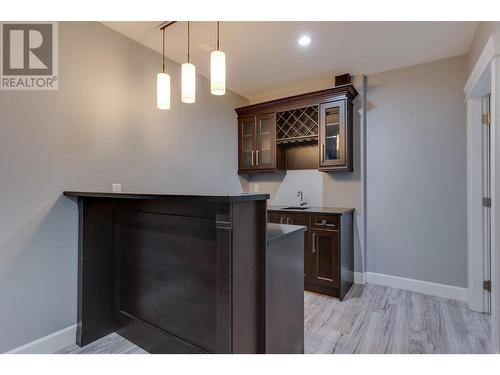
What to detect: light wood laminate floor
<box><xmin>58</xmin><ymin>283</ymin><xmax>491</xmax><ymax>354</ymax></box>
<box><xmin>57</xmin><ymin>332</ymin><xmax>147</xmax><ymax>354</ymax></box>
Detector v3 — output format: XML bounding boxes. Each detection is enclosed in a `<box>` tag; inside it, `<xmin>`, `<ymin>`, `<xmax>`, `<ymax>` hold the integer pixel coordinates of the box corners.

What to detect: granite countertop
<box><xmin>267</xmin><ymin>223</ymin><xmax>307</xmax><ymax>244</ymax></box>
<box><xmin>63</xmin><ymin>191</ymin><xmax>270</xmax><ymax>202</ymax></box>
<box><xmin>268</xmin><ymin>205</ymin><xmax>354</xmax><ymax>215</ymax></box>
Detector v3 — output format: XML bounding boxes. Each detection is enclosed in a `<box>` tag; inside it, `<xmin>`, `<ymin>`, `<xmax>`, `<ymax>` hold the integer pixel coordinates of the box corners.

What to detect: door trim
<box><xmin>465</xmin><ymin>32</ymin><xmax>500</xmax><ymax>353</ymax></box>
<box><xmin>467</xmin><ymin>98</ymin><xmax>488</xmax><ymax>313</ymax></box>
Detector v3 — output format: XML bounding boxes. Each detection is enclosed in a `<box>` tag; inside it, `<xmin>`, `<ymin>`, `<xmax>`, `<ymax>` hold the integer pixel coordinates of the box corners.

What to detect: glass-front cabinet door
<box><xmin>255</xmin><ymin>113</ymin><xmax>276</xmax><ymax>170</ymax></box>
<box><xmin>319</xmin><ymin>99</ymin><xmax>351</xmax><ymax>171</ymax></box>
<box><xmin>238</xmin><ymin>117</ymin><xmax>255</xmax><ymax>172</ymax></box>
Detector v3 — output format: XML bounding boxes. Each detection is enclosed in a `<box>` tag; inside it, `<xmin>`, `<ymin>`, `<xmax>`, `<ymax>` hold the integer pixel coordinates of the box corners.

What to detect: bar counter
<box><xmin>64</xmin><ymin>192</ymin><xmax>304</xmax><ymax>354</ymax></box>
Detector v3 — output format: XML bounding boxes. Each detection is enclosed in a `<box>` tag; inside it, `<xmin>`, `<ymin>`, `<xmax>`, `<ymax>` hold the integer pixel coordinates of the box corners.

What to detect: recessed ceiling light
<box><xmin>298</xmin><ymin>35</ymin><xmax>311</xmax><ymax>46</ymax></box>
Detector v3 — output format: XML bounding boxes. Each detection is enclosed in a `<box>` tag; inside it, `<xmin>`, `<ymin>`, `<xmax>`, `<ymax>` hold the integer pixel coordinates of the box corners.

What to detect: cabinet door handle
<box><xmin>312</xmin><ymin>233</ymin><xmax>317</xmax><ymax>253</ymax></box>
<box><xmin>256</xmin><ymin>150</ymin><xmax>259</xmax><ymax>165</ymax></box>
<box><xmin>321</xmin><ymin>144</ymin><xmax>325</xmax><ymax>162</ymax></box>
<box><xmin>315</xmin><ymin>219</ymin><xmax>336</xmax><ymax>228</ymax></box>
<box><xmin>251</xmin><ymin>150</ymin><xmax>255</xmax><ymax>166</ymax></box>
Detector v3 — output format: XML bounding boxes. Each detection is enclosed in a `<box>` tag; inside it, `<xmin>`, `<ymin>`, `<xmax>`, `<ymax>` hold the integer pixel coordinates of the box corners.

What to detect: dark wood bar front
<box><xmin>64</xmin><ymin>192</ymin><xmax>304</xmax><ymax>354</ymax></box>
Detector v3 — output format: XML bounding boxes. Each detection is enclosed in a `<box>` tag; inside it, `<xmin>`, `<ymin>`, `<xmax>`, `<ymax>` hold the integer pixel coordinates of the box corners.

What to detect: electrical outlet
<box><xmin>112</xmin><ymin>184</ymin><xmax>122</xmax><ymax>193</ymax></box>
<box><xmin>253</xmin><ymin>184</ymin><xmax>259</xmax><ymax>193</ymax></box>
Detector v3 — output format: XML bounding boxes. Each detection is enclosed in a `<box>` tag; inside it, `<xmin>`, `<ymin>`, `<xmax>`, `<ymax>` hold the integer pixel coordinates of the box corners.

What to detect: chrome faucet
<box><xmin>297</xmin><ymin>191</ymin><xmax>307</xmax><ymax>206</ymax></box>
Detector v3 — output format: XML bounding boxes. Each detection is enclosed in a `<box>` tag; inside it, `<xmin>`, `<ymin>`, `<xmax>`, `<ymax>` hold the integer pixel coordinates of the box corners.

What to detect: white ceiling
<box><xmin>102</xmin><ymin>21</ymin><xmax>478</xmax><ymax>102</ymax></box>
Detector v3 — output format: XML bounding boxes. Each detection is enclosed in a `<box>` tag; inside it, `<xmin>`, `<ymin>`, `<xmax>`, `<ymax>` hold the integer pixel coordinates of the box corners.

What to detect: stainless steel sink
<box><xmin>282</xmin><ymin>206</ymin><xmax>309</xmax><ymax>210</ymax></box>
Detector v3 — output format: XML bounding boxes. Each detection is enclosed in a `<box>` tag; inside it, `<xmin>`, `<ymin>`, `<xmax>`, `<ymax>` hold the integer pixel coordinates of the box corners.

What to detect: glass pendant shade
<box><xmin>181</xmin><ymin>62</ymin><xmax>196</xmax><ymax>103</ymax></box>
<box><xmin>157</xmin><ymin>72</ymin><xmax>171</xmax><ymax>110</ymax></box>
<box><xmin>210</xmin><ymin>50</ymin><xmax>226</xmax><ymax>95</ymax></box>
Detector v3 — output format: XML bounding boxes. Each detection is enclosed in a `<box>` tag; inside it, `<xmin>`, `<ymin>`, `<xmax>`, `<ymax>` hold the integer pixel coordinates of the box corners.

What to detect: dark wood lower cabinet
<box><xmin>268</xmin><ymin>212</ymin><xmax>310</xmax><ymax>281</ymax></box>
<box><xmin>268</xmin><ymin>208</ymin><xmax>353</xmax><ymax>300</ymax></box>
<box><xmin>311</xmin><ymin>229</ymin><xmax>339</xmax><ymax>288</ymax></box>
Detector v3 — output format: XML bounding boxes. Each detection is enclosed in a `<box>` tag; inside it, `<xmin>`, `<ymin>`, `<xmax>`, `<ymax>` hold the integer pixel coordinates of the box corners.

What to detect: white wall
<box><xmin>366</xmin><ymin>55</ymin><xmax>468</xmax><ymax>287</ymax></box>
<box><xmin>0</xmin><ymin>22</ymin><xmax>248</xmax><ymax>353</ymax></box>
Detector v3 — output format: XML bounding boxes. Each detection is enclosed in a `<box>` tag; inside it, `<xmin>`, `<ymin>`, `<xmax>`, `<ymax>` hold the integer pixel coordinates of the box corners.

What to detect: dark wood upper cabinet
<box><xmin>236</xmin><ymin>85</ymin><xmax>357</xmax><ymax>174</ymax></box>
<box><xmin>238</xmin><ymin>117</ymin><xmax>256</xmax><ymax>173</ymax></box>
<box><xmin>238</xmin><ymin>113</ymin><xmax>279</xmax><ymax>174</ymax></box>
<box><xmin>319</xmin><ymin>99</ymin><xmax>353</xmax><ymax>172</ymax></box>
<box><xmin>255</xmin><ymin>113</ymin><xmax>276</xmax><ymax>170</ymax></box>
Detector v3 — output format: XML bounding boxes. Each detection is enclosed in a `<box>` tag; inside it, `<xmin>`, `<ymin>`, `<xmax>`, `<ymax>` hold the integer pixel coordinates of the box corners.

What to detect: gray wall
<box><xmin>468</xmin><ymin>21</ymin><xmax>500</xmax><ymax>75</ymax></box>
<box><xmin>249</xmin><ymin>56</ymin><xmax>468</xmax><ymax>289</ymax></box>
<box><xmin>0</xmin><ymin>22</ymin><xmax>248</xmax><ymax>352</ymax></box>
<box><xmin>366</xmin><ymin>55</ymin><xmax>468</xmax><ymax>287</ymax></box>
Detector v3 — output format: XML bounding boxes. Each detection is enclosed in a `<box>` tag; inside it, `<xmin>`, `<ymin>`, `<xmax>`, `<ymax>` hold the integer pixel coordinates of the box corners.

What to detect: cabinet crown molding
<box><xmin>236</xmin><ymin>85</ymin><xmax>358</xmax><ymax>117</ymax></box>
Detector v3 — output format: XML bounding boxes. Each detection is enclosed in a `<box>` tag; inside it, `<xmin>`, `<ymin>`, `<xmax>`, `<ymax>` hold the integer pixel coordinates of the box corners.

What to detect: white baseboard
<box><xmin>362</xmin><ymin>272</ymin><xmax>467</xmax><ymax>302</ymax></box>
<box><xmin>354</xmin><ymin>272</ymin><xmax>366</xmax><ymax>284</ymax></box>
<box><xmin>5</xmin><ymin>324</ymin><xmax>77</xmax><ymax>354</ymax></box>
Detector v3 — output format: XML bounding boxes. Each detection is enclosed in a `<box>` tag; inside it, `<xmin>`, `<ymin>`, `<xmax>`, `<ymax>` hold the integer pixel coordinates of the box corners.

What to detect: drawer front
<box><xmin>311</xmin><ymin>214</ymin><xmax>340</xmax><ymax>230</ymax></box>
<box><xmin>268</xmin><ymin>212</ymin><xmax>290</xmax><ymax>224</ymax></box>
<box><xmin>282</xmin><ymin>212</ymin><xmax>309</xmax><ymax>226</ymax></box>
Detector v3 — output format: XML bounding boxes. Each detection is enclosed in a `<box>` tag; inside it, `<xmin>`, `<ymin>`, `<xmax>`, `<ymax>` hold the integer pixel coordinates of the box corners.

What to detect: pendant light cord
<box><xmin>162</xmin><ymin>28</ymin><xmax>165</xmax><ymax>73</ymax></box>
<box><xmin>187</xmin><ymin>21</ymin><xmax>190</xmax><ymax>63</ymax></box>
<box><xmin>217</xmin><ymin>21</ymin><xmax>220</xmax><ymax>51</ymax></box>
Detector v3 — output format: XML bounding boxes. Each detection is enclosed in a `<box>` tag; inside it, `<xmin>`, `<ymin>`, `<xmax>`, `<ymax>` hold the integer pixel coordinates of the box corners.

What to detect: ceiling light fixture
<box><xmin>298</xmin><ymin>35</ymin><xmax>311</xmax><ymax>46</ymax></box>
<box><xmin>210</xmin><ymin>21</ymin><xmax>226</xmax><ymax>96</ymax></box>
<box><xmin>156</xmin><ymin>21</ymin><xmax>176</xmax><ymax>109</ymax></box>
<box><xmin>157</xmin><ymin>27</ymin><xmax>171</xmax><ymax>110</ymax></box>
<box><xmin>181</xmin><ymin>21</ymin><xmax>196</xmax><ymax>104</ymax></box>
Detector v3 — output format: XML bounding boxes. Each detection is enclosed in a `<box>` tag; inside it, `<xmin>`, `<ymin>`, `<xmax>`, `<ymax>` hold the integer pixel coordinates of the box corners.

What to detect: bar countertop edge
<box><xmin>268</xmin><ymin>205</ymin><xmax>354</xmax><ymax>215</ymax></box>
<box><xmin>63</xmin><ymin>191</ymin><xmax>270</xmax><ymax>202</ymax></box>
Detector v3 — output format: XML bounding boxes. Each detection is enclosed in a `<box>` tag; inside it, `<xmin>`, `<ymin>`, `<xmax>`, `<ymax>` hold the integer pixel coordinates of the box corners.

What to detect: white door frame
<box><xmin>464</xmin><ymin>33</ymin><xmax>500</xmax><ymax>353</ymax></box>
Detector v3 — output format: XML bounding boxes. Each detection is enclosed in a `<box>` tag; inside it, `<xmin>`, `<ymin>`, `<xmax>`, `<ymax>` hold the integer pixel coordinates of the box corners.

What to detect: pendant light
<box><xmin>157</xmin><ymin>27</ymin><xmax>171</xmax><ymax>110</ymax></box>
<box><xmin>181</xmin><ymin>21</ymin><xmax>196</xmax><ymax>103</ymax></box>
<box><xmin>210</xmin><ymin>21</ymin><xmax>226</xmax><ymax>96</ymax></box>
